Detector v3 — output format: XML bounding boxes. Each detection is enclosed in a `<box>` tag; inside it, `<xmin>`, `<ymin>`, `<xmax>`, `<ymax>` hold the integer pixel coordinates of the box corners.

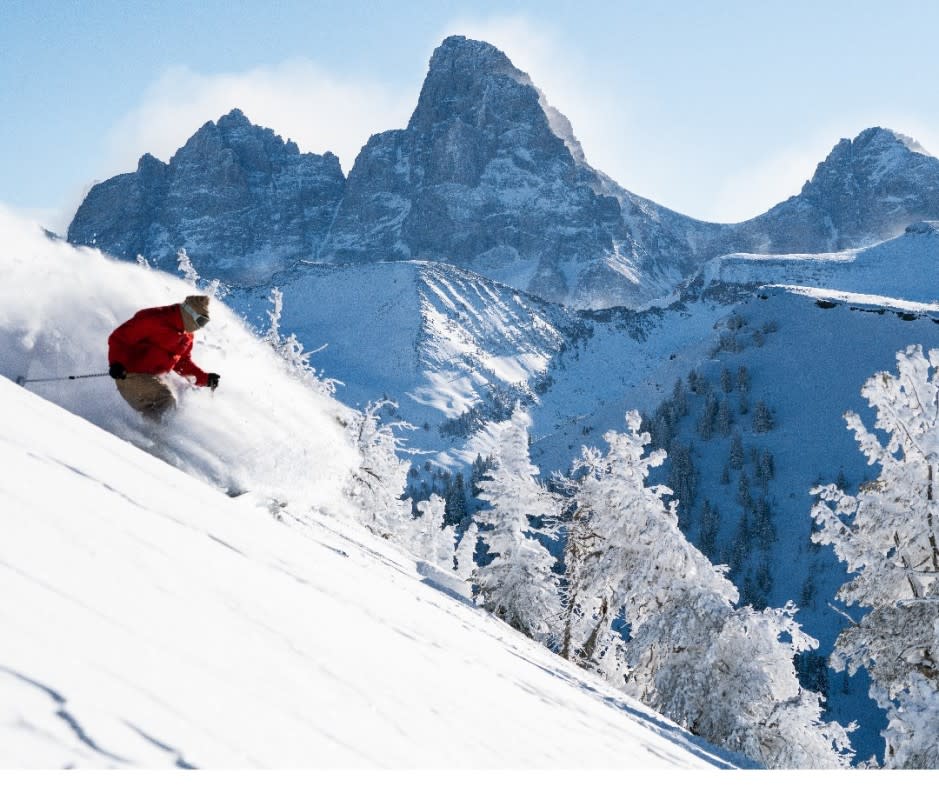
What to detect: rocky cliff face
<box><xmin>68</xmin><ymin>110</ymin><xmax>345</xmax><ymax>277</ymax></box>
<box><xmin>320</xmin><ymin>36</ymin><xmax>697</xmax><ymax>307</ymax></box>
<box><xmin>725</xmin><ymin>128</ymin><xmax>939</xmax><ymax>254</ymax></box>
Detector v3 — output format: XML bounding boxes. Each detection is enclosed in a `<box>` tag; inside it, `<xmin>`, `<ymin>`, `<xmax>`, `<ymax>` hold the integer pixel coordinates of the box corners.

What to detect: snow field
<box><xmin>0</xmin><ymin>376</ymin><xmax>734</xmax><ymax>769</ymax></box>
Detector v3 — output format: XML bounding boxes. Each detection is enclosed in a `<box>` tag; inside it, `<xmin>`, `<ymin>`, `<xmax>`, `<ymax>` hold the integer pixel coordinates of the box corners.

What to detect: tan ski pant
<box><xmin>114</xmin><ymin>373</ymin><xmax>177</xmax><ymax>420</ymax></box>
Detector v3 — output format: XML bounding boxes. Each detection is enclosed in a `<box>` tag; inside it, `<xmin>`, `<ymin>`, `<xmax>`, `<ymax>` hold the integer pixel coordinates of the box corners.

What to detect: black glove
<box><xmin>206</xmin><ymin>373</ymin><xmax>220</xmax><ymax>389</ymax></box>
<box><xmin>109</xmin><ymin>362</ymin><xmax>127</xmax><ymax>380</ymax></box>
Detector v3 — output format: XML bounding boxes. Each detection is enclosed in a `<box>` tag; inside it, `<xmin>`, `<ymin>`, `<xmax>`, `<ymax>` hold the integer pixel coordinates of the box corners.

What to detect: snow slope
<box><xmin>710</xmin><ymin>220</ymin><xmax>939</xmax><ymax>305</ymax></box>
<box><xmin>0</xmin><ymin>209</ymin><xmax>742</xmax><ymax>769</ymax></box>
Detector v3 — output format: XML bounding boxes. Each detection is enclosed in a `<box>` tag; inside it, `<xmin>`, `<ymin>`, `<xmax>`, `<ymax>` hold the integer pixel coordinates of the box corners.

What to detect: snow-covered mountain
<box><xmin>67</xmin><ymin>36</ymin><xmax>705</xmax><ymax>309</ymax></box>
<box><xmin>67</xmin><ymin>109</ymin><xmax>345</xmax><ymax>282</ymax></box>
<box><xmin>66</xmin><ymin>39</ymin><xmax>939</xmax><ymax>312</ymax></box>
<box><xmin>711</xmin><ymin>219</ymin><xmax>939</xmax><ymax>304</ymax></box>
<box><xmin>724</xmin><ymin>128</ymin><xmax>939</xmax><ymax>255</ymax></box>
<box><xmin>0</xmin><ymin>208</ymin><xmax>745</xmax><ymax>769</ymax></box>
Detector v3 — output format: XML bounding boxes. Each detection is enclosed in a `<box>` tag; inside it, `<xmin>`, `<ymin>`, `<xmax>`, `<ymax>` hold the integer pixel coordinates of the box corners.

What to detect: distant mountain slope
<box><xmin>711</xmin><ymin>219</ymin><xmax>939</xmax><ymax>304</ymax></box>
<box><xmin>68</xmin><ymin>109</ymin><xmax>345</xmax><ymax>280</ymax></box>
<box><xmin>226</xmin><ymin>259</ymin><xmax>590</xmax><ymax>458</ymax></box>
<box><xmin>724</xmin><ymin>128</ymin><xmax>939</xmax><ymax>254</ymax></box>
<box><xmin>66</xmin><ymin>36</ymin><xmax>708</xmax><ymax>309</ymax></box>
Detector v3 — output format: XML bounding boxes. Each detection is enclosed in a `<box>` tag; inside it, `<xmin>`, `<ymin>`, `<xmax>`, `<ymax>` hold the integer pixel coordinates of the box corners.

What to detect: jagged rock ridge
<box><xmin>68</xmin><ymin>109</ymin><xmax>345</xmax><ymax>278</ymax></box>
<box><xmin>67</xmin><ymin>39</ymin><xmax>939</xmax><ymax>308</ymax></box>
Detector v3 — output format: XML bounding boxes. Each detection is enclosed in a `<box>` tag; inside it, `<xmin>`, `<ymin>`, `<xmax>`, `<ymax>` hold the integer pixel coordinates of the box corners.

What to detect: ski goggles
<box><xmin>183</xmin><ymin>303</ymin><xmax>210</xmax><ymax>328</ymax></box>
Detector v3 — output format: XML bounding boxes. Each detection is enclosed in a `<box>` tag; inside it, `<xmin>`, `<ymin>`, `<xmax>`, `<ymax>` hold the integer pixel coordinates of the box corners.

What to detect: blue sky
<box><xmin>4</xmin><ymin>0</ymin><xmax>939</xmax><ymax>232</ymax></box>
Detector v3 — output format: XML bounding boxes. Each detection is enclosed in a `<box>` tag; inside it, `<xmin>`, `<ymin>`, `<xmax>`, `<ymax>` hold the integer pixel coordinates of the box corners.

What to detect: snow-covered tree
<box><xmin>811</xmin><ymin>345</ymin><xmax>939</xmax><ymax>768</ymax></box>
<box><xmin>470</xmin><ymin>406</ymin><xmax>560</xmax><ymax>642</ymax></box>
<box><xmin>406</xmin><ymin>495</ymin><xmax>456</xmax><ymax>570</ymax></box>
<box><xmin>346</xmin><ymin>400</ymin><xmax>416</xmax><ymax>542</ymax></box>
<box><xmin>558</xmin><ymin>410</ymin><xmax>853</xmax><ymax>768</ymax></box>
<box><xmin>264</xmin><ymin>287</ymin><xmax>337</xmax><ymax>397</ymax></box>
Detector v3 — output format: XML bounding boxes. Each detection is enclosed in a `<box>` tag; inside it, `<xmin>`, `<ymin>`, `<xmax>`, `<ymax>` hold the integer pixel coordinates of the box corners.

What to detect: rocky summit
<box><xmin>724</xmin><ymin>127</ymin><xmax>939</xmax><ymax>255</ymax></box>
<box><xmin>321</xmin><ymin>35</ymin><xmax>697</xmax><ymax>308</ymax></box>
<box><xmin>68</xmin><ymin>109</ymin><xmax>345</xmax><ymax>279</ymax></box>
<box><xmin>67</xmin><ymin>37</ymin><xmax>939</xmax><ymax>309</ymax></box>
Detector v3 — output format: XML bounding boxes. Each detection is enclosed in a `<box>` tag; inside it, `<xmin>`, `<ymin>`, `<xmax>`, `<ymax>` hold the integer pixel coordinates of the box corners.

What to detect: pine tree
<box><xmin>346</xmin><ymin>400</ymin><xmax>418</xmax><ymax>542</ymax></box>
<box><xmin>753</xmin><ymin>400</ymin><xmax>775</xmax><ymax>433</ymax></box>
<box><xmin>737</xmin><ymin>472</ymin><xmax>752</xmax><ymax>507</ymax></box>
<box><xmin>697</xmin><ymin>393</ymin><xmax>718</xmax><ymax>440</ymax></box>
<box><xmin>730</xmin><ymin>433</ymin><xmax>745</xmax><ymax>470</ymax></box>
<box><xmin>444</xmin><ymin>472</ymin><xmax>468</xmax><ymax>526</ymax></box>
<box><xmin>672</xmin><ymin>378</ymin><xmax>689</xmax><ymax>417</ymax></box>
<box><xmin>407</xmin><ymin>496</ymin><xmax>457</xmax><ymax>570</ymax></box>
<box><xmin>699</xmin><ymin>500</ymin><xmax>720</xmax><ymax>560</ymax></box>
<box><xmin>721</xmin><ymin>367</ymin><xmax>733</xmax><ymax>394</ymax></box>
<box><xmin>471</xmin><ymin>407</ymin><xmax>560</xmax><ymax>642</ymax></box>
<box><xmin>811</xmin><ymin>345</ymin><xmax>939</xmax><ymax>768</ymax></box>
<box><xmin>717</xmin><ymin>398</ymin><xmax>733</xmax><ymax>437</ymax></box>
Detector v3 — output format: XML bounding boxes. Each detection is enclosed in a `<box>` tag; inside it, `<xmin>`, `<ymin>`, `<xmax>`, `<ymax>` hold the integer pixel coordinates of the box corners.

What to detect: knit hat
<box><xmin>181</xmin><ymin>295</ymin><xmax>211</xmax><ymax>330</ymax></box>
<box><xmin>184</xmin><ymin>295</ymin><xmax>210</xmax><ymax>318</ymax></box>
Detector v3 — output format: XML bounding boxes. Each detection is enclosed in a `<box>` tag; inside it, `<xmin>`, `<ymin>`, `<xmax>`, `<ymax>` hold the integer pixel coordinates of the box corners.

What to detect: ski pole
<box><xmin>15</xmin><ymin>371</ymin><xmax>110</xmax><ymax>386</ymax></box>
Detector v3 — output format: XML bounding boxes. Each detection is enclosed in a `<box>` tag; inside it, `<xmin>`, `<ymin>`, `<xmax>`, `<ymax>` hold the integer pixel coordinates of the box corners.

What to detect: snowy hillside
<box><xmin>228</xmin><ymin>259</ymin><xmax>584</xmax><ymax>427</ymax></box>
<box><xmin>0</xmin><ymin>377</ymin><xmax>739</xmax><ymax>768</ymax></box>
<box><xmin>711</xmin><ymin>220</ymin><xmax>939</xmax><ymax>305</ymax></box>
<box><xmin>0</xmin><ymin>209</ymin><xmax>743</xmax><ymax>769</ymax></box>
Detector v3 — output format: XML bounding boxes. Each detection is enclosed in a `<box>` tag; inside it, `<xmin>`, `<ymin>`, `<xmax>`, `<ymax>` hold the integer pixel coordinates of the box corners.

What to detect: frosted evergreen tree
<box><xmin>264</xmin><ymin>287</ymin><xmax>337</xmax><ymax>397</ymax></box>
<box><xmin>811</xmin><ymin>345</ymin><xmax>939</xmax><ymax>768</ymax></box>
<box><xmin>470</xmin><ymin>406</ymin><xmax>560</xmax><ymax>642</ymax></box>
<box><xmin>454</xmin><ymin>523</ymin><xmax>479</xmax><ymax>581</ymax></box>
<box><xmin>404</xmin><ymin>495</ymin><xmax>457</xmax><ymax>570</ymax></box>
<box><xmin>176</xmin><ymin>247</ymin><xmax>200</xmax><ymax>285</ymax></box>
<box><xmin>556</xmin><ymin>411</ymin><xmax>852</xmax><ymax>767</ymax></box>
<box><xmin>346</xmin><ymin>400</ymin><xmax>417</xmax><ymax>543</ymax></box>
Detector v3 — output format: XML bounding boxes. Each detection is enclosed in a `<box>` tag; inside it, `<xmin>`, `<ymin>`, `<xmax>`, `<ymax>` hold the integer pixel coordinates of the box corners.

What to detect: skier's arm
<box><xmin>173</xmin><ymin>339</ymin><xmax>209</xmax><ymax>386</ymax></box>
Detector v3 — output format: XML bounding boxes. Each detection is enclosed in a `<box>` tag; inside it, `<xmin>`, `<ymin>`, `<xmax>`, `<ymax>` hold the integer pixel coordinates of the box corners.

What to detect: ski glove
<box><xmin>207</xmin><ymin>373</ymin><xmax>220</xmax><ymax>389</ymax></box>
<box><xmin>109</xmin><ymin>362</ymin><xmax>128</xmax><ymax>380</ymax></box>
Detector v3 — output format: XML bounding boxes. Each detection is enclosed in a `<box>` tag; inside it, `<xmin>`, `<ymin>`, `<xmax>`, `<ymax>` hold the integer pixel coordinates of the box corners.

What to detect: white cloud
<box><xmin>100</xmin><ymin>59</ymin><xmax>415</xmax><ymax>179</ymax></box>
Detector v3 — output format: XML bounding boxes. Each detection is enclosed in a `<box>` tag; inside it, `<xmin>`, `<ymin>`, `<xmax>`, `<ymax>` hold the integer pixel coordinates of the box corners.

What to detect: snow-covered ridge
<box><xmin>708</xmin><ymin>221</ymin><xmax>939</xmax><ymax>305</ymax></box>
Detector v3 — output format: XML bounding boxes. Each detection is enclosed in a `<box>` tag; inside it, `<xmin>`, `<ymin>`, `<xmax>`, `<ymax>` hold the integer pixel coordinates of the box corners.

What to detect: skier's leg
<box><xmin>115</xmin><ymin>374</ymin><xmax>177</xmax><ymax>420</ymax></box>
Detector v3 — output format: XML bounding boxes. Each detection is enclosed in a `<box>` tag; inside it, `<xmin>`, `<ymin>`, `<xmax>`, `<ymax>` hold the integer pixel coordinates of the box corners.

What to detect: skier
<box><xmin>108</xmin><ymin>295</ymin><xmax>220</xmax><ymax>419</ymax></box>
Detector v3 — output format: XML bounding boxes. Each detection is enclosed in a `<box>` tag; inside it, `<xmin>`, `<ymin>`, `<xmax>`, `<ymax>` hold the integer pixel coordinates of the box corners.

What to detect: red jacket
<box><xmin>108</xmin><ymin>304</ymin><xmax>209</xmax><ymax>386</ymax></box>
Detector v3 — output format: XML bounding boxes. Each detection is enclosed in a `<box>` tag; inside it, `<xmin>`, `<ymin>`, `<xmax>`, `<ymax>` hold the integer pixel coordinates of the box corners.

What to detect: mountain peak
<box><xmin>852</xmin><ymin>126</ymin><xmax>930</xmax><ymax>156</ymax></box>
<box><xmin>409</xmin><ymin>36</ymin><xmax>586</xmax><ymax>164</ymax></box>
<box><xmin>217</xmin><ymin>107</ymin><xmax>253</xmax><ymax>128</ymax></box>
<box><xmin>429</xmin><ymin>35</ymin><xmax>522</xmax><ymax>78</ymax></box>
